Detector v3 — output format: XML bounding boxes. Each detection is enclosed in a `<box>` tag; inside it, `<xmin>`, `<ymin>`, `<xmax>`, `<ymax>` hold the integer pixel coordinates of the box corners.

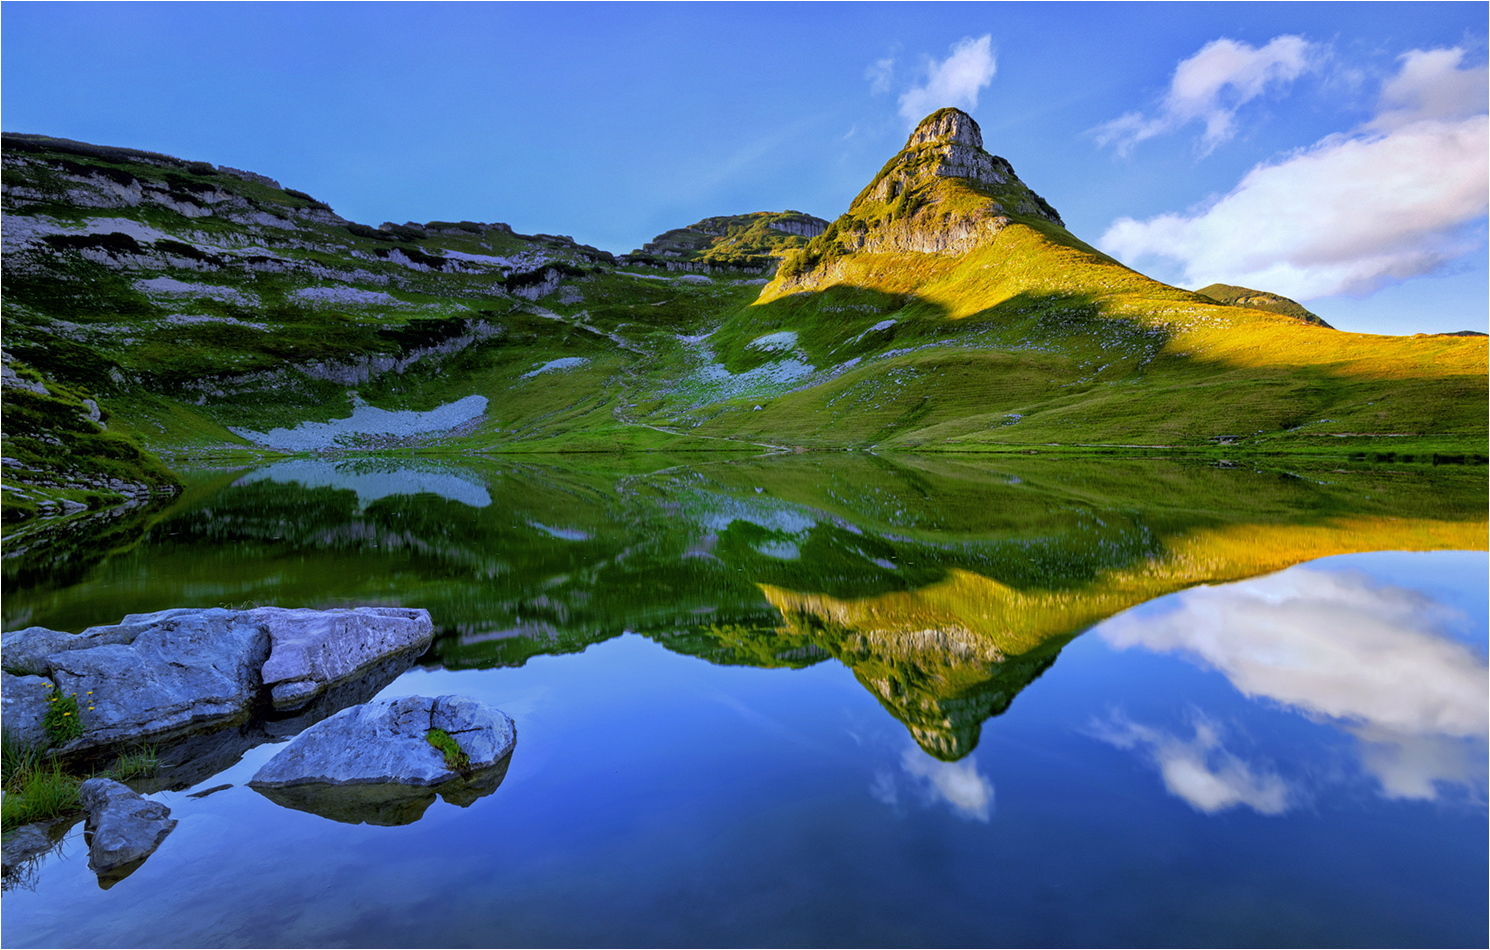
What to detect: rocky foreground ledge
<box><xmin>2</xmin><ymin>605</ymin><xmax>434</xmax><ymax>755</ymax></box>
<box><xmin>1</xmin><ymin>606</ymin><xmax>518</xmax><ymax>886</ymax></box>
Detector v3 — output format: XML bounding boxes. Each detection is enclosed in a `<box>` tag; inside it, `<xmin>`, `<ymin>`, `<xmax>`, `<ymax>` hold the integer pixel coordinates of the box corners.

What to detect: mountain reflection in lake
<box><xmin>2</xmin><ymin>454</ymin><xmax>1485</xmax><ymax>947</ymax></box>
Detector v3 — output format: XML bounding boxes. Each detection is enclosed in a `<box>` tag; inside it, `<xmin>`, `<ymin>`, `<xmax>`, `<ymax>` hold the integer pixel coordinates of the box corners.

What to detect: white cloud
<box><xmin>1372</xmin><ymin>47</ymin><xmax>1490</xmax><ymax>130</ymax></box>
<box><xmin>897</xmin><ymin>35</ymin><xmax>997</xmax><ymax>127</ymax></box>
<box><xmin>1091</xmin><ymin>712</ymin><xmax>1294</xmax><ymax>814</ymax></box>
<box><xmin>866</xmin><ymin>56</ymin><xmax>895</xmax><ymax>96</ymax></box>
<box><xmin>1097</xmin><ymin>566</ymin><xmax>1489</xmax><ymax>800</ymax></box>
<box><xmin>877</xmin><ymin>746</ymin><xmax>994</xmax><ymax>821</ymax></box>
<box><xmin>1098</xmin><ymin>47</ymin><xmax>1489</xmax><ymax>300</ymax></box>
<box><xmin>1096</xmin><ymin>35</ymin><xmax>1318</xmax><ymax>156</ymax></box>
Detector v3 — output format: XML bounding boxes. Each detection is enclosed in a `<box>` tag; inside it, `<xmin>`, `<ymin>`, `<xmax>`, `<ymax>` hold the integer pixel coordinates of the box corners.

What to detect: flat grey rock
<box><xmin>0</xmin><ymin>815</ymin><xmax>79</xmax><ymax>891</ymax></box>
<box><xmin>79</xmin><ymin>778</ymin><xmax>177</xmax><ymax>881</ymax></box>
<box><xmin>2</xmin><ymin>626</ymin><xmax>93</xmax><ymax>678</ymax></box>
<box><xmin>1</xmin><ymin>605</ymin><xmax>434</xmax><ymax>755</ymax></box>
<box><xmin>0</xmin><ymin>671</ymin><xmax>54</xmax><ymax>748</ymax></box>
<box><xmin>1</xmin><ymin>823</ymin><xmax>55</xmax><ymax>874</ymax></box>
<box><xmin>249</xmin><ymin>694</ymin><xmax>515</xmax><ymax>789</ymax></box>
<box><xmin>49</xmin><ymin>610</ymin><xmax>271</xmax><ymax>751</ymax></box>
<box><xmin>256</xmin><ymin>606</ymin><xmax>433</xmax><ymax>710</ymax></box>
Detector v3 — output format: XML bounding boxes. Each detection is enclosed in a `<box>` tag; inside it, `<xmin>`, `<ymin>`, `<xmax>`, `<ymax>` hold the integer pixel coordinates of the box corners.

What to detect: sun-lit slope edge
<box><xmin>673</xmin><ymin>110</ymin><xmax>1486</xmax><ymax>452</ymax></box>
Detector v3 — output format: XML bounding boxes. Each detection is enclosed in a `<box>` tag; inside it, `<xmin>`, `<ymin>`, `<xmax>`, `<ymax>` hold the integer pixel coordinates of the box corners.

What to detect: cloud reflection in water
<box><xmin>1095</xmin><ymin>566</ymin><xmax>1488</xmax><ymax>801</ymax></box>
<box><xmin>1090</xmin><ymin>711</ymin><xmax>1294</xmax><ymax>814</ymax></box>
<box><xmin>873</xmin><ymin>746</ymin><xmax>995</xmax><ymax>822</ymax></box>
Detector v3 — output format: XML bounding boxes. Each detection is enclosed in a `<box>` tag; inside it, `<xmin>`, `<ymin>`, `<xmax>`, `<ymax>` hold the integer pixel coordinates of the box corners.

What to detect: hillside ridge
<box><xmin>2</xmin><ymin>114</ymin><xmax>1485</xmax><ymax>528</ymax></box>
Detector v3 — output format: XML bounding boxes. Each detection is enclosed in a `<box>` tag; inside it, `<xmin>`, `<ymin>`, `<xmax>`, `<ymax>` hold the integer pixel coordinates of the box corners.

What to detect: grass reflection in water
<box><xmin>4</xmin><ymin>453</ymin><xmax>1483</xmax><ymax>764</ymax></box>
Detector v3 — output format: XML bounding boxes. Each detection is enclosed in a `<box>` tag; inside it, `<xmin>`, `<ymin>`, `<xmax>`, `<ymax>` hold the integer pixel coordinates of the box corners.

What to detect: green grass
<box><xmin>426</xmin><ymin>729</ymin><xmax>469</xmax><ymax>772</ymax></box>
<box><xmin>0</xmin><ymin>734</ymin><xmax>82</xmax><ymax>832</ymax></box>
<box><xmin>111</xmin><ymin>745</ymin><xmax>158</xmax><ymax>780</ymax></box>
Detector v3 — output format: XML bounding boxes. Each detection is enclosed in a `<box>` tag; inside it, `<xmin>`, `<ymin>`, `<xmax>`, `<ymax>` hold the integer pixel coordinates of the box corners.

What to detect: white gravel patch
<box><xmin>520</xmin><ymin>357</ymin><xmax>589</xmax><ymax>379</ymax></box>
<box><xmin>237</xmin><ymin>458</ymin><xmax>491</xmax><ymax>508</ymax></box>
<box><xmin>231</xmin><ymin>395</ymin><xmax>487</xmax><ymax>451</ymax></box>
<box><xmin>163</xmin><ymin>313</ymin><xmax>269</xmax><ymax>330</ymax></box>
<box><xmin>291</xmin><ymin>286</ymin><xmax>409</xmax><ymax>307</ymax></box>
<box><xmin>2</xmin><ymin>214</ymin><xmax>174</xmax><ymax>250</ymax></box>
<box><xmin>136</xmin><ymin>277</ymin><xmax>257</xmax><ymax>307</ymax></box>
<box><xmin>748</xmin><ymin>330</ymin><xmax>798</xmax><ymax>352</ymax></box>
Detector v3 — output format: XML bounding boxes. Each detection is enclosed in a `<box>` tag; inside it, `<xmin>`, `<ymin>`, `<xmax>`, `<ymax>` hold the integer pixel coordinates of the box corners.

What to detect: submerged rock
<box><xmin>0</xmin><ymin>816</ymin><xmax>80</xmax><ymax>892</ymax></box>
<box><xmin>249</xmin><ymin>694</ymin><xmax>515</xmax><ymax>824</ymax></box>
<box><xmin>79</xmin><ymin>778</ymin><xmax>177</xmax><ymax>887</ymax></box>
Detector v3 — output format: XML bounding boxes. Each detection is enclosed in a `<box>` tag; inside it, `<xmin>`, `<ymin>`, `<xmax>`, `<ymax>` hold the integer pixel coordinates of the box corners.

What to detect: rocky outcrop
<box><xmin>772</xmin><ymin>109</ymin><xmax>1068</xmax><ymax>293</ymax></box>
<box><xmin>860</xmin><ymin>109</ymin><xmax>1062</xmax><ymax>228</ymax></box>
<box><xmin>79</xmin><ymin>778</ymin><xmax>177</xmax><ymax>885</ymax></box>
<box><xmin>257</xmin><ymin>606</ymin><xmax>433</xmax><ymax>709</ymax></box>
<box><xmin>849</xmin><ymin>212</ymin><xmax>1014</xmax><ymax>257</ymax></box>
<box><xmin>248</xmin><ymin>695</ymin><xmax>515</xmax><ymax>825</ymax></box>
<box><xmin>0</xmin><ymin>606</ymin><xmax>434</xmax><ymax>754</ymax></box>
<box><xmin>767</xmin><ymin>217</ymin><xmax>829</xmax><ymax>239</ymax></box>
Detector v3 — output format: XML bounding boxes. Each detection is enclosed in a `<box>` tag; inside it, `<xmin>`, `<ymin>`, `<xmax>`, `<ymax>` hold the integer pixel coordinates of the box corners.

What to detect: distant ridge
<box><xmin>1194</xmin><ymin>283</ymin><xmax>1332</xmax><ymax>328</ymax></box>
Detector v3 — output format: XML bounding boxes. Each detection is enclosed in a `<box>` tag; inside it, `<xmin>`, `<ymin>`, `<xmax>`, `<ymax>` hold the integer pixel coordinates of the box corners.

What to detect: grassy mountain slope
<box><xmin>671</xmin><ymin>110</ymin><xmax>1485</xmax><ymax>452</ymax></box>
<box><xmin>2</xmin><ymin>114</ymin><xmax>1485</xmax><ymax>526</ymax></box>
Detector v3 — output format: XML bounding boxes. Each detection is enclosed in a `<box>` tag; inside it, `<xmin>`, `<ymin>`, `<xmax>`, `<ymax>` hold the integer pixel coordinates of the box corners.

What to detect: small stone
<box><xmin>79</xmin><ymin>778</ymin><xmax>177</xmax><ymax>883</ymax></box>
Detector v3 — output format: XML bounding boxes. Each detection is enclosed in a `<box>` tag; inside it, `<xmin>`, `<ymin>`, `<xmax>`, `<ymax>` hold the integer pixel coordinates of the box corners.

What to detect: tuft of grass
<box><xmin>1</xmin><ymin>732</ymin><xmax>43</xmax><ymax>790</ymax></box>
<box><xmin>0</xmin><ymin>763</ymin><xmax>82</xmax><ymax>831</ymax></box>
<box><xmin>1</xmin><ymin>734</ymin><xmax>82</xmax><ymax>831</ymax></box>
<box><xmin>113</xmin><ymin>746</ymin><xmax>158</xmax><ymax>780</ymax></box>
<box><xmin>426</xmin><ymin>728</ymin><xmax>470</xmax><ymax>772</ymax></box>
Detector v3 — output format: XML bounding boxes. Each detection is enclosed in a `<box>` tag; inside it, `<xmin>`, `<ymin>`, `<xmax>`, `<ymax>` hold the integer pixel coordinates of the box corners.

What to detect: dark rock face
<box><xmin>79</xmin><ymin>778</ymin><xmax>177</xmax><ymax>886</ymax></box>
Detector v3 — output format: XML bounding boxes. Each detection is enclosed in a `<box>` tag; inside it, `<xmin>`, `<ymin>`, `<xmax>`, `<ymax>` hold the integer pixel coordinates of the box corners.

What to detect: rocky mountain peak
<box><xmin>906</xmin><ymin>108</ymin><xmax>983</xmax><ymax>149</ymax></box>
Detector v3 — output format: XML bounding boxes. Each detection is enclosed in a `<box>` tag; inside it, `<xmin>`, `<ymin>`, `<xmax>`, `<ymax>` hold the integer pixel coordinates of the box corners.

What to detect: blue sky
<box><xmin>4</xmin><ymin>2</ymin><xmax>1485</xmax><ymax>334</ymax></box>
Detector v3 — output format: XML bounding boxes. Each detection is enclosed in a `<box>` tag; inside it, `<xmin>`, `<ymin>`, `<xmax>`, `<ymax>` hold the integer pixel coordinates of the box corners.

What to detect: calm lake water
<box><xmin>2</xmin><ymin>454</ymin><xmax>1486</xmax><ymax>947</ymax></box>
